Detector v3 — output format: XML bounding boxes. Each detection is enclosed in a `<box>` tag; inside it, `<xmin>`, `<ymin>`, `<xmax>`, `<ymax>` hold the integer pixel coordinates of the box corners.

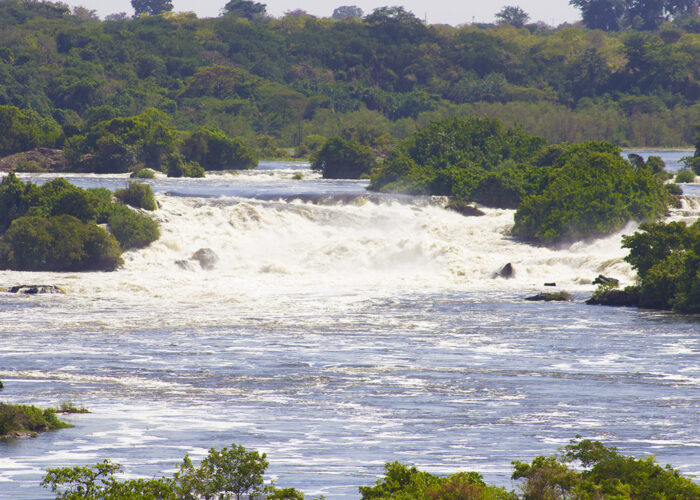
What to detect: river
<box><xmin>1</xmin><ymin>151</ymin><xmax>699</xmax><ymax>498</ymax></box>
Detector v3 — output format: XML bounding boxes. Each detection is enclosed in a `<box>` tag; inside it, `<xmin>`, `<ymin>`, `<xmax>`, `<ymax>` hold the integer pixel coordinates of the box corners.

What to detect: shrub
<box><xmin>312</xmin><ymin>137</ymin><xmax>376</xmax><ymax>179</ymax></box>
<box><xmin>675</xmin><ymin>169</ymin><xmax>695</xmax><ymax>183</ymax></box>
<box><xmin>108</xmin><ymin>205</ymin><xmax>160</xmax><ymax>250</ymax></box>
<box><xmin>182</xmin><ymin>128</ymin><xmax>257</xmax><ymax>170</ymax></box>
<box><xmin>0</xmin><ymin>403</ymin><xmax>72</xmax><ymax>437</ymax></box>
<box><xmin>0</xmin><ymin>215</ymin><xmax>123</xmax><ymax>271</ymax></box>
<box><xmin>130</xmin><ymin>168</ymin><xmax>156</xmax><ymax>179</ymax></box>
<box><xmin>167</xmin><ymin>156</ymin><xmax>205</xmax><ymax>178</ymax></box>
<box><xmin>114</xmin><ymin>181</ymin><xmax>157</xmax><ymax>211</ymax></box>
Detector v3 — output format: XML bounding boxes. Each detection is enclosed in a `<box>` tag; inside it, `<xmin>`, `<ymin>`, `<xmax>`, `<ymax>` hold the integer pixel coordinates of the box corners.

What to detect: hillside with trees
<box><xmin>0</xmin><ymin>0</ymin><xmax>698</xmax><ymax>164</ymax></box>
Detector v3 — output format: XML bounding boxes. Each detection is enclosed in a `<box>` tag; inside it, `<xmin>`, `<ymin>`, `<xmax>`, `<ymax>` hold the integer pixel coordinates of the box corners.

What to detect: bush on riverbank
<box><xmin>42</xmin><ymin>443</ymin><xmax>302</xmax><ymax>500</ymax></box>
<box><xmin>0</xmin><ymin>403</ymin><xmax>72</xmax><ymax>438</ymax></box>
<box><xmin>618</xmin><ymin>220</ymin><xmax>700</xmax><ymax>312</ymax></box>
<box><xmin>107</xmin><ymin>205</ymin><xmax>160</xmax><ymax>250</ymax></box>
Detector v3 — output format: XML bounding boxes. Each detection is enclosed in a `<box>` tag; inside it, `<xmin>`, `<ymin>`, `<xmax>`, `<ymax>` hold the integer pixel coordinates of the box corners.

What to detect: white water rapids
<box><xmin>1</xmin><ymin>157</ymin><xmax>699</xmax><ymax>498</ymax></box>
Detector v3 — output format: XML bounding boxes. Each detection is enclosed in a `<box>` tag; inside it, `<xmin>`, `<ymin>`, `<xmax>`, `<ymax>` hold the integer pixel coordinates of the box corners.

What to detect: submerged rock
<box><xmin>175</xmin><ymin>259</ymin><xmax>197</xmax><ymax>271</ymax></box>
<box><xmin>191</xmin><ymin>248</ymin><xmax>219</xmax><ymax>270</ymax></box>
<box><xmin>7</xmin><ymin>285</ymin><xmax>64</xmax><ymax>294</ymax></box>
<box><xmin>593</xmin><ymin>274</ymin><xmax>619</xmax><ymax>286</ymax></box>
<box><xmin>586</xmin><ymin>289</ymin><xmax>639</xmax><ymax>307</ymax></box>
<box><xmin>494</xmin><ymin>263</ymin><xmax>515</xmax><ymax>279</ymax></box>
<box><xmin>525</xmin><ymin>291</ymin><xmax>573</xmax><ymax>302</ymax></box>
<box><xmin>446</xmin><ymin>200</ymin><xmax>485</xmax><ymax>217</ymax></box>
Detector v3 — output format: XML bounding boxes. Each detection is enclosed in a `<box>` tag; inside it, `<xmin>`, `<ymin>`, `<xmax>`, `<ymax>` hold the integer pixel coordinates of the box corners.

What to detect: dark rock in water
<box><xmin>191</xmin><ymin>248</ymin><xmax>219</xmax><ymax>270</ymax></box>
<box><xmin>446</xmin><ymin>200</ymin><xmax>485</xmax><ymax>217</ymax></box>
<box><xmin>0</xmin><ymin>148</ymin><xmax>69</xmax><ymax>172</ymax></box>
<box><xmin>544</xmin><ymin>282</ymin><xmax>557</xmax><ymax>287</ymax></box>
<box><xmin>593</xmin><ymin>274</ymin><xmax>619</xmax><ymax>286</ymax></box>
<box><xmin>7</xmin><ymin>285</ymin><xmax>64</xmax><ymax>294</ymax></box>
<box><xmin>586</xmin><ymin>289</ymin><xmax>639</xmax><ymax>307</ymax></box>
<box><xmin>0</xmin><ymin>380</ymin><xmax>3</xmax><ymax>390</ymax></box>
<box><xmin>494</xmin><ymin>263</ymin><xmax>514</xmax><ymax>279</ymax></box>
<box><xmin>526</xmin><ymin>291</ymin><xmax>573</xmax><ymax>302</ymax></box>
<box><xmin>175</xmin><ymin>259</ymin><xmax>196</xmax><ymax>271</ymax></box>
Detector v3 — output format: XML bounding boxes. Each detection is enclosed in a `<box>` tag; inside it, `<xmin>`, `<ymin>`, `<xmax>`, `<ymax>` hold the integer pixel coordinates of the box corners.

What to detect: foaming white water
<box><xmin>111</xmin><ymin>195</ymin><xmax>636</xmax><ymax>297</ymax></box>
<box><xmin>2</xmin><ymin>193</ymin><xmax>639</xmax><ymax>312</ymax></box>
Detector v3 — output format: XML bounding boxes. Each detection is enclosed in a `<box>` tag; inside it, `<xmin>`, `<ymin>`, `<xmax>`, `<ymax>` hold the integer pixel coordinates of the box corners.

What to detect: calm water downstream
<box><xmin>1</xmin><ymin>152</ymin><xmax>699</xmax><ymax>498</ymax></box>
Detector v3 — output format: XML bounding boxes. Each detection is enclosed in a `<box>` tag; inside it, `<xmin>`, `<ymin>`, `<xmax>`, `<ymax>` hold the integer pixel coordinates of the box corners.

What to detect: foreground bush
<box><xmin>0</xmin><ymin>215</ymin><xmax>123</xmax><ymax>271</ymax></box>
<box><xmin>0</xmin><ymin>403</ymin><xmax>71</xmax><ymax>438</ymax></box>
<box><xmin>42</xmin><ymin>443</ymin><xmax>303</xmax><ymax>500</ymax></box>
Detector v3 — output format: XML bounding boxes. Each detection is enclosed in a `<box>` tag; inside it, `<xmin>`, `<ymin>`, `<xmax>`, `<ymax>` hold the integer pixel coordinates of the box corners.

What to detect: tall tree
<box><xmin>223</xmin><ymin>0</ymin><xmax>267</xmax><ymax>20</ymax></box>
<box><xmin>332</xmin><ymin>5</ymin><xmax>364</xmax><ymax>19</ymax></box>
<box><xmin>569</xmin><ymin>0</ymin><xmax>626</xmax><ymax>30</ymax></box>
<box><xmin>495</xmin><ymin>5</ymin><xmax>530</xmax><ymax>27</ymax></box>
<box><xmin>131</xmin><ymin>0</ymin><xmax>173</xmax><ymax>16</ymax></box>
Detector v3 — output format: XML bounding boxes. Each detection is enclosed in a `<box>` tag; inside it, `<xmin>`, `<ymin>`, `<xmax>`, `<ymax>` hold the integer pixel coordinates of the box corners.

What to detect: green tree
<box><xmin>569</xmin><ymin>0</ymin><xmax>626</xmax><ymax>30</ymax></box>
<box><xmin>131</xmin><ymin>0</ymin><xmax>174</xmax><ymax>16</ymax></box>
<box><xmin>311</xmin><ymin>137</ymin><xmax>376</xmax><ymax>179</ymax></box>
<box><xmin>495</xmin><ymin>6</ymin><xmax>530</xmax><ymax>27</ymax></box>
<box><xmin>223</xmin><ymin>0</ymin><xmax>267</xmax><ymax>20</ymax></box>
<box><xmin>0</xmin><ymin>106</ymin><xmax>62</xmax><ymax>156</ymax></box>
<box><xmin>332</xmin><ymin>5</ymin><xmax>364</xmax><ymax>19</ymax></box>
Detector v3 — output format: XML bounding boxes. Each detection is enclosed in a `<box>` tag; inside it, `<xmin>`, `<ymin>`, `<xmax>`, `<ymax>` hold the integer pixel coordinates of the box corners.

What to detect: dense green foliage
<box><xmin>311</xmin><ymin>137</ymin><xmax>376</xmax><ymax>178</ymax></box>
<box><xmin>0</xmin><ymin>214</ymin><xmax>123</xmax><ymax>271</ymax></box>
<box><xmin>369</xmin><ymin>117</ymin><xmax>546</xmax><ymax>199</ymax></box>
<box><xmin>114</xmin><ymin>181</ymin><xmax>157</xmax><ymax>210</ymax></box>
<box><xmin>359</xmin><ymin>462</ymin><xmax>516</xmax><ymax>499</ymax></box>
<box><xmin>0</xmin><ymin>403</ymin><xmax>71</xmax><ymax>437</ymax></box>
<box><xmin>107</xmin><ymin>204</ymin><xmax>160</xmax><ymax>250</ymax></box>
<box><xmin>42</xmin><ymin>443</ymin><xmax>303</xmax><ymax>500</ymax></box>
<box><xmin>370</xmin><ymin>118</ymin><xmax>669</xmax><ymax>244</ymax></box>
<box><xmin>618</xmin><ymin>220</ymin><xmax>700</xmax><ymax>311</ymax></box>
<box><xmin>570</xmin><ymin>0</ymin><xmax>699</xmax><ymax>31</ymax></box>
<box><xmin>0</xmin><ymin>105</ymin><xmax>62</xmax><ymax>156</ymax></box>
<box><xmin>512</xmin><ymin>143</ymin><xmax>668</xmax><ymax>243</ymax></box>
<box><xmin>182</xmin><ymin>127</ymin><xmax>258</xmax><ymax>170</ymax></box>
<box><xmin>513</xmin><ymin>437</ymin><xmax>700</xmax><ymax>499</ymax></box>
<box><xmin>0</xmin><ymin>0</ymin><xmax>698</xmax><ymax>160</ymax></box>
<box><xmin>0</xmin><ymin>174</ymin><xmax>159</xmax><ymax>270</ymax></box>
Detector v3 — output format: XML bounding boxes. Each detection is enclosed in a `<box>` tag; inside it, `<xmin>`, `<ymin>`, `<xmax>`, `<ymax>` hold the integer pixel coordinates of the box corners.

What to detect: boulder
<box><xmin>593</xmin><ymin>274</ymin><xmax>619</xmax><ymax>286</ymax></box>
<box><xmin>0</xmin><ymin>148</ymin><xmax>70</xmax><ymax>172</ymax></box>
<box><xmin>586</xmin><ymin>289</ymin><xmax>639</xmax><ymax>307</ymax></box>
<box><xmin>7</xmin><ymin>285</ymin><xmax>64</xmax><ymax>294</ymax></box>
<box><xmin>544</xmin><ymin>282</ymin><xmax>557</xmax><ymax>287</ymax></box>
<box><xmin>525</xmin><ymin>291</ymin><xmax>573</xmax><ymax>302</ymax></box>
<box><xmin>191</xmin><ymin>248</ymin><xmax>218</xmax><ymax>270</ymax></box>
<box><xmin>446</xmin><ymin>199</ymin><xmax>485</xmax><ymax>217</ymax></box>
<box><xmin>494</xmin><ymin>263</ymin><xmax>515</xmax><ymax>279</ymax></box>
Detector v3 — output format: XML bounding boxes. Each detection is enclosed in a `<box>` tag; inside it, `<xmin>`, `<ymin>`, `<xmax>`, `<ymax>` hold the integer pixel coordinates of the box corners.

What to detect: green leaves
<box><xmin>311</xmin><ymin>136</ymin><xmax>376</xmax><ymax>179</ymax></box>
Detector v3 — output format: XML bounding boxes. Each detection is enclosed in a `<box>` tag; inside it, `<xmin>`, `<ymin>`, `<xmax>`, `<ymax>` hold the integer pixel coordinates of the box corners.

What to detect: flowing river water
<box><xmin>1</xmin><ymin>151</ymin><xmax>699</xmax><ymax>498</ymax></box>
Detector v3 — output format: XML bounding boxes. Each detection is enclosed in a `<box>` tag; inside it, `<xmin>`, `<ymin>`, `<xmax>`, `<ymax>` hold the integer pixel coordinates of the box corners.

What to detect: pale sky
<box><xmin>63</xmin><ymin>0</ymin><xmax>582</xmax><ymax>26</ymax></box>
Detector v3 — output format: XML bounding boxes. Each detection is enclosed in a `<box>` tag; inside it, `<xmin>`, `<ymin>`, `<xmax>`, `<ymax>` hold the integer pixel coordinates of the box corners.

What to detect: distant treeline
<box><xmin>0</xmin><ymin>0</ymin><xmax>699</xmax><ymax>159</ymax></box>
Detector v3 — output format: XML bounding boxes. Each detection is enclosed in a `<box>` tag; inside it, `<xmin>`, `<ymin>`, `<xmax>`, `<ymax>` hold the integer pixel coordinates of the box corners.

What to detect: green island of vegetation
<box><xmin>369</xmin><ymin>116</ymin><xmax>672</xmax><ymax>245</ymax></box>
<box><xmin>0</xmin><ymin>402</ymin><xmax>72</xmax><ymax>439</ymax></box>
<box><xmin>37</xmin><ymin>438</ymin><xmax>700</xmax><ymax>499</ymax></box>
<box><xmin>0</xmin><ymin>174</ymin><xmax>160</xmax><ymax>271</ymax></box>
